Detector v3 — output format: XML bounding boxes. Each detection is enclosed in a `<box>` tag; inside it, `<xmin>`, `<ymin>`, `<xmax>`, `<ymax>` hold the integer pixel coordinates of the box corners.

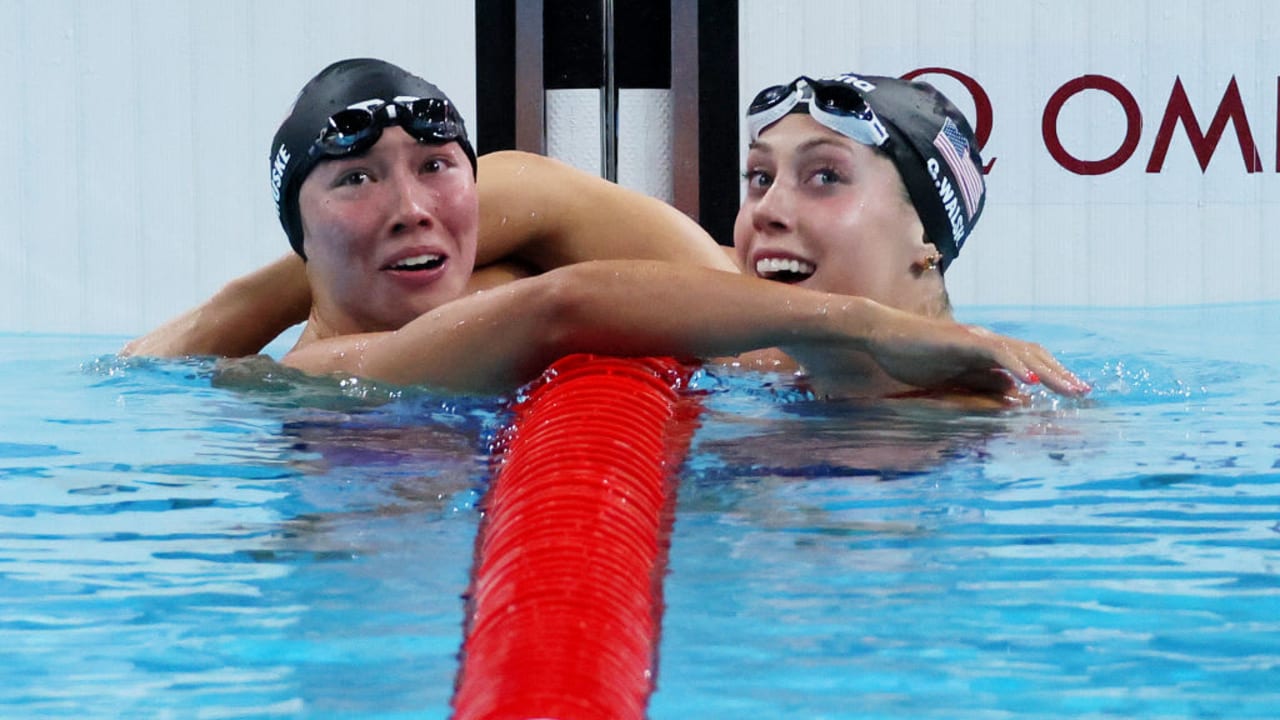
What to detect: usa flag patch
<box><xmin>933</xmin><ymin>117</ymin><xmax>983</xmax><ymax>218</ymax></box>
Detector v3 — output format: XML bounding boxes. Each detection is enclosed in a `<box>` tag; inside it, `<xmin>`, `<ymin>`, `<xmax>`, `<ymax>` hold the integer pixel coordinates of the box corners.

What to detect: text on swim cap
<box><xmin>270</xmin><ymin>145</ymin><xmax>291</xmax><ymax>207</ymax></box>
<box><xmin>833</xmin><ymin>74</ymin><xmax>877</xmax><ymax>94</ymax></box>
<box><xmin>927</xmin><ymin>157</ymin><xmax>967</xmax><ymax>247</ymax></box>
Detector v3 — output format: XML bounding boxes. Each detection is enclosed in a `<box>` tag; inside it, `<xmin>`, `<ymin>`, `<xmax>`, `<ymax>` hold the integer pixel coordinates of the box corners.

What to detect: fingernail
<box><xmin>1025</xmin><ymin>371</ymin><xmax>1040</xmax><ymax>385</ymax></box>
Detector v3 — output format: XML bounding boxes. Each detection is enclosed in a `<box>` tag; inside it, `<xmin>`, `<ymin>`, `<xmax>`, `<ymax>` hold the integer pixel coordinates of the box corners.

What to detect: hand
<box><xmin>865</xmin><ymin>313</ymin><xmax>1091</xmax><ymax>398</ymax></box>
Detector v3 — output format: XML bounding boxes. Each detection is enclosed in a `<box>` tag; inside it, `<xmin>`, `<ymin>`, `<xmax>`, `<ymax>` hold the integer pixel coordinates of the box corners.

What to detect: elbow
<box><xmin>522</xmin><ymin>263</ymin><xmax>608</xmax><ymax>358</ymax></box>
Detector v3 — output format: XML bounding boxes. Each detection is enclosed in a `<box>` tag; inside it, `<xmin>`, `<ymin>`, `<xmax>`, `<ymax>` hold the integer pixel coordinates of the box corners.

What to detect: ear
<box><xmin>910</xmin><ymin>239</ymin><xmax>943</xmax><ymax>276</ymax></box>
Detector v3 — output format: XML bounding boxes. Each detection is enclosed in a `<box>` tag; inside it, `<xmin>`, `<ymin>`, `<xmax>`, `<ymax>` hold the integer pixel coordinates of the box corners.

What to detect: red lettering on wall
<box><xmin>1146</xmin><ymin>76</ymin><xmax>1262</xmax><ymax>173</ymax></box>
<box><xmin>902</xmin><ymin>67</ymin><xmax>996</xmax><ymax>173</ymax></box>
<box><xmin>1042</xmin><ymin>75</ymin><xmax>1142</xmax><ymax>176</ymax></box>
<box><xmin>894</xmin><ymin>70</ymin><xmax>1273</xmax><ymax>176</ymax></box>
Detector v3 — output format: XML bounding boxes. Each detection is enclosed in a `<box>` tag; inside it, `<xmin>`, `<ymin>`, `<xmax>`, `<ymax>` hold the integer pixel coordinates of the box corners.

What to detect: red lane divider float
<box><xmin>452</xmin><ymin>354</ymin><xmax>701</xmax><ymax>720</ymax></box>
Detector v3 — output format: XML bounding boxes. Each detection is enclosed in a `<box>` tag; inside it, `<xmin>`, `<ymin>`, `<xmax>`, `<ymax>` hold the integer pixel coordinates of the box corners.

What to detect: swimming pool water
<box><xmin>2</xmin><ymin>303</ymin><xmax>1278</xmax><ymax>718</ymax></box>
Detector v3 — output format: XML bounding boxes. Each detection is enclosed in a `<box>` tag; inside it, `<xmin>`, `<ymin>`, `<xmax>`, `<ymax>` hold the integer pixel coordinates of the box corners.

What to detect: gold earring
<box><xmin>915</xmin><ymin>253</ymin><xmax>941</xmax><ymax>274</ymax></box>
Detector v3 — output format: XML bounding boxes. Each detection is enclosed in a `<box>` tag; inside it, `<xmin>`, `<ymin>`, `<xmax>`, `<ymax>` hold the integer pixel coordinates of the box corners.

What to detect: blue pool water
<box><xmin>2</xmin><ymin>304</ymin><xmax>1278</xmax><ymax>718</ymax></box>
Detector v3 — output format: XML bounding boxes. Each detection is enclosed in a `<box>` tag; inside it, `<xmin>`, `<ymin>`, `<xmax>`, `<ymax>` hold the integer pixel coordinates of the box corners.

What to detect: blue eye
<box><xmin>810</xmin><ymin>168</ymin><xmax>844</xmax><ymax>186</ymax></box>
<box><xmin>743</xmin><ymin>169</ymin><xmax>772</xmax><ymax>189</ymax></box>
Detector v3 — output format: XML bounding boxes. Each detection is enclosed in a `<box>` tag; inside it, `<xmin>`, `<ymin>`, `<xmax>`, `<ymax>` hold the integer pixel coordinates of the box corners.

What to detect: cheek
<box><xmin>441</xmin><ymin>181</ymin><xmax>481</xmax><ymax>256</ymax></box>
<box><xmin>300</xmin><ymin>196</ymin><xmax>370</xmax><ymax>257</ymax></box>
<box><xmin>731</xmin><ymin>207</ymin><xmax>753</xmax><ymax>264</ymax></box>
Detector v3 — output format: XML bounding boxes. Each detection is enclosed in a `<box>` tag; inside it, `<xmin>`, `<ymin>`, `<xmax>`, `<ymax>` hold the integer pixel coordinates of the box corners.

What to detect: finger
<box><xmin>1033</xmin><ymin>362</ymin><xmax>1090</xmax><ymax>396</ymax></box>
<box><xmin>989</xmin><ymin>343</ymin><xmax>1033</xmax><ymax>385</ymax></box>
<box><xmin>1024</xmin><ymin>344</ymin><xmax>1091</xmax><ymax>396</ymax></box>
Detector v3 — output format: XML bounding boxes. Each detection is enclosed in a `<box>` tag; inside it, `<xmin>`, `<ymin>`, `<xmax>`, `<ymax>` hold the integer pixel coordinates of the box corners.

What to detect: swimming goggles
<box><xmin>308</xmin><ymin>96</ymin><xmax>465</xmax><ymax>159</ymax></box>
<box><xmin>746</xmin><ymin>76</ymin><xmax>890</xmax><ymax>147</ymax></box>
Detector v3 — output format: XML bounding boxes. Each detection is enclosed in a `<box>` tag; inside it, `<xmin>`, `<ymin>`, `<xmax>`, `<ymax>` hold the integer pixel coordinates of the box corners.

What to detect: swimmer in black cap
<box><xmin>128</xmin><ymin>59</ymin><xmax>1088</xmax><ymax>399</ymax></box>
<box><xmin>270</xmin><ymin>58</ymin><xmax>478</xmax><ymax>260</ymax></box>
<box><xmin>731</xmin><ymin>73</ymin><xmax>1002</xmax><ymax>398</ymax></box>
<box><xmin>270</xmin><ymin>58</ymin><xmax>481</xmax><ymax>336</ymax></box>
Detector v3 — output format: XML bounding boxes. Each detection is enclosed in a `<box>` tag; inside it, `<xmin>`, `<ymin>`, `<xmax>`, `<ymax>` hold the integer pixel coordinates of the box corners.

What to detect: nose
<box><xmin>751</xmin><ymin>180</ymin><xmax>794</xmax><ymax>234</ymax></box>
<box><xmin>386</xmin><ymin>167</ymin><xmax>436</xmax><ymax>236</ymax></box>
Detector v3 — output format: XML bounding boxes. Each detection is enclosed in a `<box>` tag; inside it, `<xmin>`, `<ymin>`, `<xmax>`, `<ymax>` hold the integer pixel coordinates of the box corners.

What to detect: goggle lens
<box><xmin>809</xmin><ymin>81</ymin><xmax>869</xmax><ymax>116</ymax></box>
<box><xmin>748</xmin><ymin>83</ymin><xmax>793</xmax><ymax>115</ymax></box>
<box><xmin>324</xmin><ymin>109</ymin><xmax>377</xmax><ymax>149</ymax></box>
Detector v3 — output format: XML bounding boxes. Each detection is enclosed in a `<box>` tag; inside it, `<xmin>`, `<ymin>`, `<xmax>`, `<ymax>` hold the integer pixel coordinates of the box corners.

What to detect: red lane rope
<box><xmin>452</xmin><ymin>354</ymin><xmax>700</xmax><ymax>720</ymax></box>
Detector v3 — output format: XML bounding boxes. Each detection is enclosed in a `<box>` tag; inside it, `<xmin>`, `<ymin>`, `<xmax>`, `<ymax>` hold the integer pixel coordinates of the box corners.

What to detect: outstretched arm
<box><xmin>121</xmin><ymin>254</ymin><xmax>311</xmax><ymax>358</ymax></box>
<box><xmin>282</xmin><ymin>260</ymin><xmax>1090</xmax><ymax>397</ymax></box>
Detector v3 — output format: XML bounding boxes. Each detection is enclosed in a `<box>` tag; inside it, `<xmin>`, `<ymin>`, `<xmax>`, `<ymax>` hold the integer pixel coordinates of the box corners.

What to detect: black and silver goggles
<box><xmin>746</xmin><ymin>75</ymin><xmax>890</xmax><ymax>147</ymax></box>
<box><xmin>309</xmin><ymin>95</ymin><xmax>466</xmax><ymax>160</ymax></box>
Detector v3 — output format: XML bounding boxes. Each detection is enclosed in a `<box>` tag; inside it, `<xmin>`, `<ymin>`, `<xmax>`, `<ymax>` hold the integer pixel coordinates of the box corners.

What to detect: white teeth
<box><xmin>755</xmin><ymin>257</ymin><xmax>815</xmax><ymax>277</ymax></box>
<box><xmin>390</xmin><ymin>253</ymin><xmax>442</xmax><ymax>270</ymax></box>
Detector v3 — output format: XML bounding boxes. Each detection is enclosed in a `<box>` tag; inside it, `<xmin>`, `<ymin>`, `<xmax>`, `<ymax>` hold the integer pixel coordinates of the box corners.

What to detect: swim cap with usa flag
<box><xmin>842</xmin><ymin>73</ymin><xmax>986</xmax><ymax>270</ymax></box>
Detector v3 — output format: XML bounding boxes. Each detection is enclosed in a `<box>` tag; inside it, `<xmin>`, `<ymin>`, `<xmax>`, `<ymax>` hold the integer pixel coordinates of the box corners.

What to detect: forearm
<box><xmin>537</xmin><ymin>261</ymin><xmax>873</xmax><ymax>359</ymax></box>
<box><xmin>122</xmin><ymin>254</ymin><xmax>311</xmax><ymax>358</ymax></box>
<box><xmin>285</xmin><ymin>260</ymin><xmax>1087</xmax><ymax>397</ymax></box>
<box><xmin>532</xmin><ymin>264</ymin><xmax>1086</xmax><ymax>397</ymax></box>
<box><xmin>298</xmin><ymin>260</ymin><xmax>874</xmax><ymax>391</ymax></box>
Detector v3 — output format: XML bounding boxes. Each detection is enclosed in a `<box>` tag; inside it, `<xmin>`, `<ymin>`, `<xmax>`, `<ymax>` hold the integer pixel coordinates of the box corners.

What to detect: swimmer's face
<box><xmin>298</xmin><ymin>128</ymin><xmax>479</xmax><ymax>334</ymax></box>
<box><xmin>733</xmin><ymin>114</ymin><xmax>940</xmax><ymax>315</ymax></box>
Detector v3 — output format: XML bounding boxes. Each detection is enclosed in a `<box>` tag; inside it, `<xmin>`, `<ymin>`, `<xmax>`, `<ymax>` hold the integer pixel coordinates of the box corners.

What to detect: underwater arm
<box><xmin>281</xmin><ymin>260</ymin><xmax>1090</xmax><ymax>397</ymax></box>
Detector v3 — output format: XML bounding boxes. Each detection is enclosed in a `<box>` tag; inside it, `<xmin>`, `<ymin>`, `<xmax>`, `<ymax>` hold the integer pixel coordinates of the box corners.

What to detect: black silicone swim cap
<box><xmin>269</xmin><ymin>58</ymin><xmax>478</xmax><ymax>258</ymax></box>
<box><xmin>748</xmin><ymin>73</ymin><xmax>986</xmax><ymax>270</ymax></box>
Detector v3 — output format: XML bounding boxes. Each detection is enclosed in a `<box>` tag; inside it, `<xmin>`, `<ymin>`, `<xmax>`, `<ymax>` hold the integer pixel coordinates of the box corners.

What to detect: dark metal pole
<box><xmin>601</xmin><ymin>0</ymin><xmax>618</xmax><ymax>181</ymax></box>
<box><xmin>515</xmin><ymin>0</ymin><xmax>545</xmax><ymax>154</ymax></box>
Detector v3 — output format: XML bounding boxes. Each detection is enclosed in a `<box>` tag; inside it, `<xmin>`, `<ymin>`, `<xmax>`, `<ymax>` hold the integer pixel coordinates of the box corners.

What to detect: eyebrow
<box><xmin>747</xmin><ymin>136</ymin><xmax>854</xmax><ymax>156</ymax></box>
<box><xmin>796</xmin><ymin>137</ymin><xmax>856</xmax><ymax>155</ymax></box>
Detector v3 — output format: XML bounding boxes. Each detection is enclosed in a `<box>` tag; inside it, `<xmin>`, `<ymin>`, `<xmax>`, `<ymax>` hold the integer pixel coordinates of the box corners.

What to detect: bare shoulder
<box><xmin>478</xmin><ymin>150</ymin><xmax>575</xmax><ymax>191</ymax></box>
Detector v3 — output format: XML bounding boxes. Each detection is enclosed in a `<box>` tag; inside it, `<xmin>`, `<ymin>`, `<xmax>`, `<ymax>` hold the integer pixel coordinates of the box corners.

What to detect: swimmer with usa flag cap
<box><xmin>732</xmin><ymin>72</ymin><xmax>1006</xmax><ymax>398</ymax></box>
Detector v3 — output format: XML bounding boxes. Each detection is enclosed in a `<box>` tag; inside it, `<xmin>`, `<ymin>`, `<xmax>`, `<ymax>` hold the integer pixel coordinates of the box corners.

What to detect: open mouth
<box><xmin>755</xmin><ymin>257</ymin><xmax>816</xmax><ymax>284</ymax></box>
<box><xmin>385</xmin><ymin>253</ymin><xmax>445</xmax><ymax>272</ymax></box>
